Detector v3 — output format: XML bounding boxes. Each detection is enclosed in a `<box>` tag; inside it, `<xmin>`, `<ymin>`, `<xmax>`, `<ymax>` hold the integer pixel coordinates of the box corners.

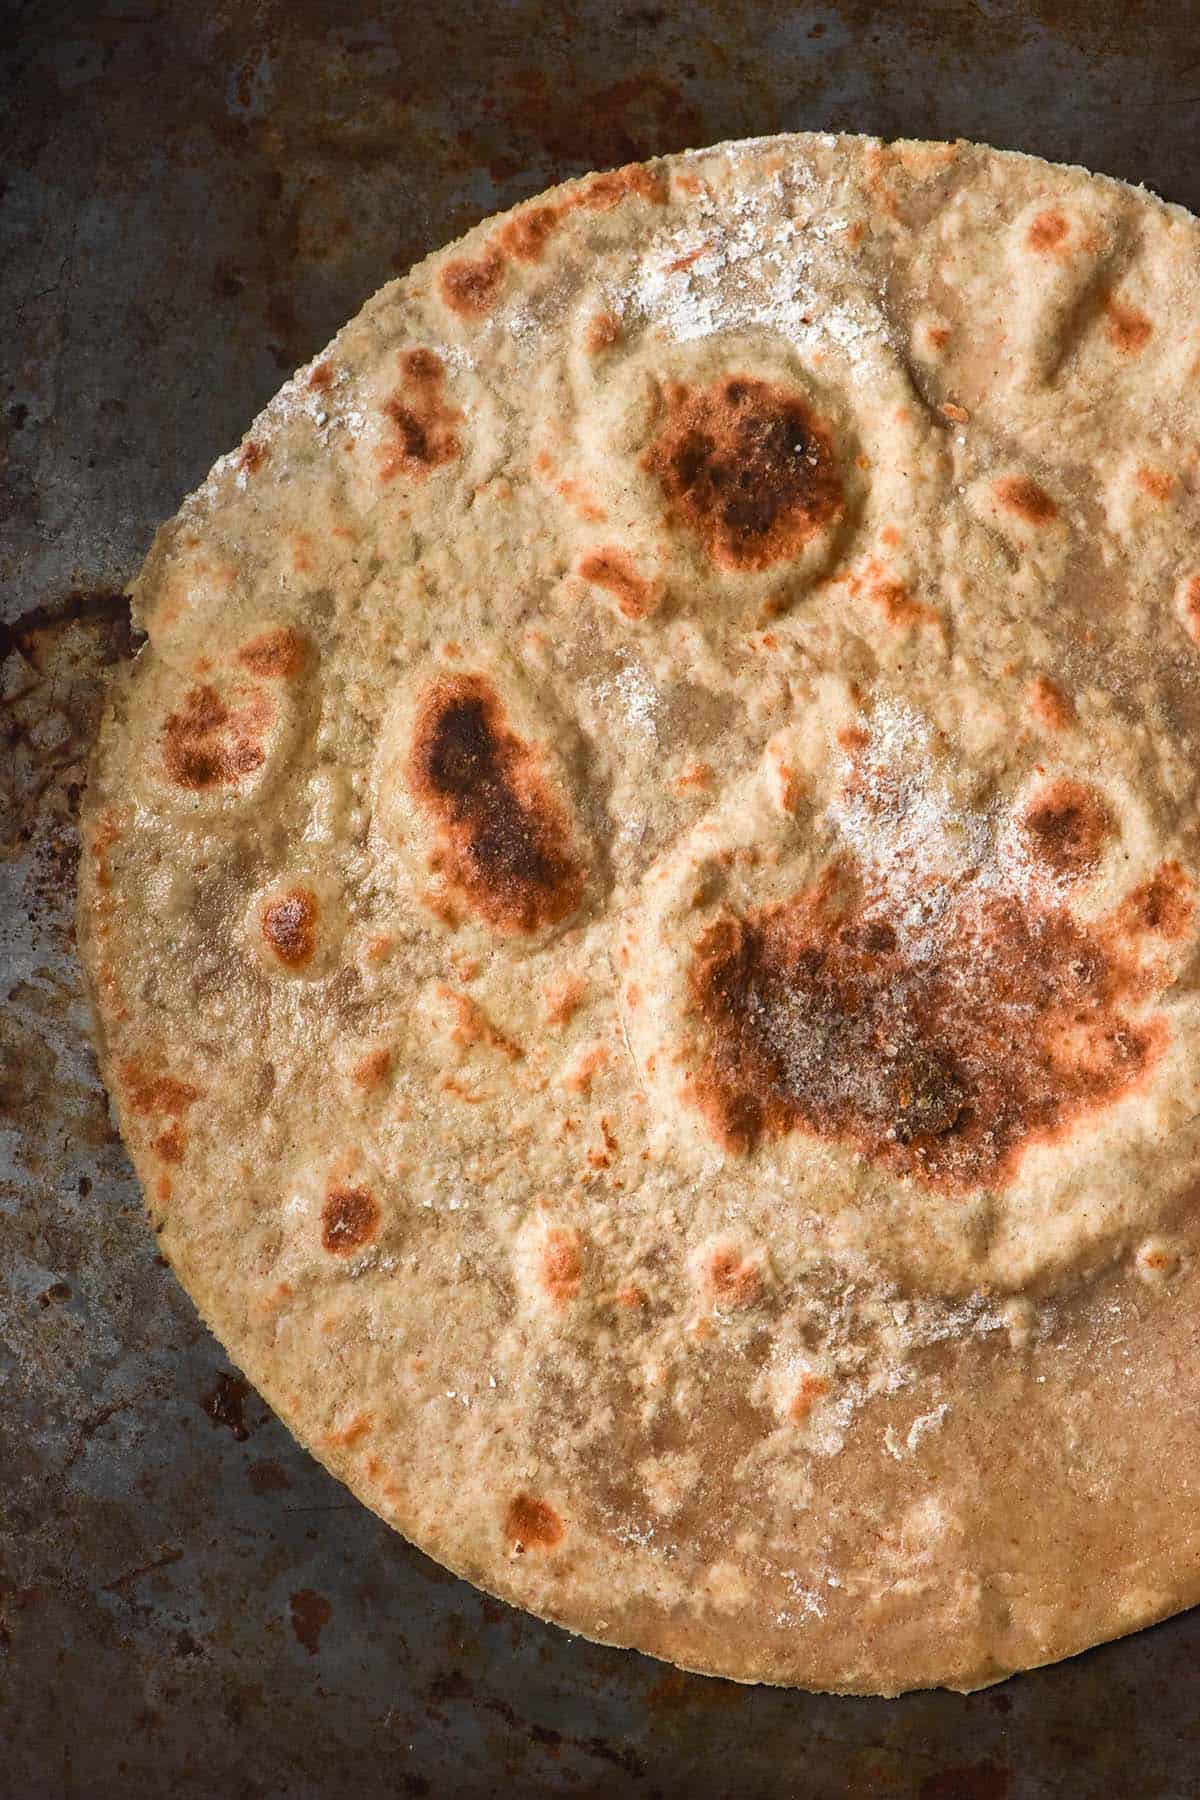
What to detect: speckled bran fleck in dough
<box><xmin>78</xmin><ymin>134</ymin><xmax>1200</xmax><ymax>1697</ymax></box>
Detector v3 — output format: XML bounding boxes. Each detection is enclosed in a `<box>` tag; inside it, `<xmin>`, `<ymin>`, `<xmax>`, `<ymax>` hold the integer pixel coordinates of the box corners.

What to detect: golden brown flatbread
<box><xmin>78</xmin><ymin>133</ymin><xmax>1200</xmax><ymax>1694</ymax></box>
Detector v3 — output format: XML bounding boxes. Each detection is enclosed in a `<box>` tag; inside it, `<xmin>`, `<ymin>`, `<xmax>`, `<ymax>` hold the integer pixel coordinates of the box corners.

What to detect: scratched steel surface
<box><xmin>4</xmin><ymin>2</ymin><xmax>1200</xmax><ymax>1795</ymax></box>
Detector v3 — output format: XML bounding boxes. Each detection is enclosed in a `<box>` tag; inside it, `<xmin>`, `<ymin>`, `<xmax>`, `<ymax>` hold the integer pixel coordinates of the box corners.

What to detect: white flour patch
<box><xmin>592</xmin><ymin>662</ymin><xmax>661</xmax><ymax>743</ymax></box>
<box><xmin>821</xmin><ymin>693</ymin><xmax>1076</xmax><ymax>964</ymax></box>
<box><xmin>884</xmin><ymin>1402</ymin><xmax>951</xmax><ymax>1460</ymax></box>
<box><xmin>622</xmin><ymin>168</ymin><xmax>889</xmax><ymax>370</ymax></box>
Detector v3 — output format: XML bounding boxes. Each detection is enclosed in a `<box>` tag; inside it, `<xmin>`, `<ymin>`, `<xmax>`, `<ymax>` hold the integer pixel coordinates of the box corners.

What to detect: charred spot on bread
<box><xmin>407</xmin><ymin>674</ymin><xmax>584</xmax><ymax>934</ymax></box>
<box><xmin>643</xmin><ymin>375</ymin><xmax>844</xmax><ymax>572</ymax></box>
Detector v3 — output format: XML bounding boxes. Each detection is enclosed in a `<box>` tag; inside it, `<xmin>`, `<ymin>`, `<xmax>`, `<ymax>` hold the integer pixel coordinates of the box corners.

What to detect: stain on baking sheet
<box><xmin>424</xmin><ymin>1665</ymin><xmax>646</xmax><ymax>1779</ymax></box>
<box><xmin>247</xmin><ymin>1457</ymin><xmax>292</xmax><ymax>1493</ymax></box>
<box><xmin>919</xmin><ymin>1762</ymin><xmax>1014</xmax><ymax>1800</ymax></box>
<box><xmin>202</xmin><ymin>1372</ymin><xmax>254</xmax><ymax>1441</ymax></box>
<box><xmin>1</xmin><ymin>592</ymin><xmax>131</xmax><ymax>848</ymax></box>
<box><xmin>504</xmin><ymin>69</ymin><xmax>703</xmax><ymax>168</ymax></box>
<box><xmin>1</xmin><ymin>590</ymin><xmax>134</xmax><ymax>968</ymax></box>
<box><xmin>290</xmin><ymin>1587</ymin><xmax>332</xmax><ymax>1654</ymax></box>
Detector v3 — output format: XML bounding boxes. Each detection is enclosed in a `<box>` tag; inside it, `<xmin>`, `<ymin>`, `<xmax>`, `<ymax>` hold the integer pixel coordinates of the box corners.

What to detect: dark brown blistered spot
<box><xmin>687</xmin><ymin>858</ymin><xmax>1175</xmax><ymax>1191</ymax></box>
<box><xmin>308</xmin><ymin>361</ymin><xmax>335</xmax><ymax>392</ymax></box>
<box><xmin>642</xmin><ymin>375</ymin><xmax>843</xmax><ymax>572</ymax></box>
<box><xmin>1028</xmin><ymin>676</ymin><xmax>1076</xmax><ymax>732</ymax></box>
<box><xmin>1118</xmin><ymin>861</ymin><xmax>1194</xmax><ymax>940</ymax></box>
<box><xmin>504</xmin><ymin>1493</ymin><xmax>564</xmax><ymax>1551</ymax></box>
<box><xmin>789</xmin><ymin>1373</ymin><xmax>829</xmax><ymax>1423</ymax></box>
<box><xmin>439</xmin><ymin>248</ymin><xmax>507</xmax><ymax>317</ymax></box>
<box><xmin>350</xmin><ymin>1047</ymin><xmax>392</xmax><ymax>1090</ymax></box>
<box><xmin>1104</xmin><ymin>296</ymin><xmax>1153</xmax><ymax>355</ymax></box>
<box><xmin>994</xmin><ymin>475</ymin><xmax>1058</xmax><ymax>524</ymax></box>
<box><xmin>237</xmin><ymin>440</ymin><xmax>268</xmax><ymax>475</ymax></box>
<box><xmin>577</xmin><ymin>162</ymin><xmax>667</xmax><ymax>210</ymax></box>
<box><xmin>262</xmin><ymin>888</ymin><xmax>320</xmax><ymax>968</ymax></box>
<box><xmin>498</xmin><ymin>202</ymin><xmax>565</xmax><ymax>263</ymax></box>
<box><xmin>477</xmin><ymin>163</ymin><xmax>665</xmax><ymax>272</ymax></box>
<box><xmin>379</xmin><ymin>349</ymin><xmax>463</xmax><ymax>481</ymax></box>
<box><xmin>1137</xmin><ymin>465</ymin><xmax>1174</xmax><ymax>502</ymax></box>
<box><xmin>238</xmin><ymin>627</ymin><xmax>308</xmax><ymax>678</ymax></box>
<box><xmin>705</xmin><ymin>1245</ymin><xmax>761</xmax><ymax>1309</ymax></box>
<box><xmin>864</xmin><ymin>574</ymin><xmax>939</xmax><ymax>630</ymax></box>
<box><xmin>162</xmin><ymin>683</ymin><xmax>270</xmax><ymax>790</ymax></box>
<box><xmin>154</xmin><ymin>1121</ymin><xmax>186</xmax><ymax>1163</ymax></box>
<box><xmin>407</xmin><ymin>673</ymin><xmax>585</xmax><ymax>934</ymax></box>
<box><xmin>578</xmin><ymin>548</ymin><xmax>661</xmax><ymax>620</ymax></box>
<box><xmin>585</xmin><ymin>311</ymin><xmax>622</xmax><ymax>354</ymax></box>
<box><xmin>540</xmin><ymin>1227</ymin><xmax>582</xmax><ymax>1305</ymax></box>
<box><xmin>120</xmin><ymin>1059</ymin><xmax>199</xmax><ymax>1117</ymax></box>
<box><xmin>1026</xmin><ymin>210</ymin><xmax>1069</xmax><ymax>253</ymax></box>
<box><xmin>321</xmin><ymin>1184</ymin><xmax>380</xmax><ymax>1255</ymax></box>
<box><xmin>404</xmin><ymin>347</ymin><xmax>443</xmax><ymax>382</ymax></box>
<box><xmin>1021</xmin><ymin>780</ymin><xmax>1112</xmax><ymax>880</ymax></box>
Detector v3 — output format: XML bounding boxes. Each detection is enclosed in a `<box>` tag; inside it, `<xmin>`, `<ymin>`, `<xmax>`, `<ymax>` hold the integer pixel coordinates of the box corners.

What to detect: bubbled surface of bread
<box><xmin>79</xmin><ymin>133</ymin><xmax>1200</xmax><ymax>1694</ymax></box>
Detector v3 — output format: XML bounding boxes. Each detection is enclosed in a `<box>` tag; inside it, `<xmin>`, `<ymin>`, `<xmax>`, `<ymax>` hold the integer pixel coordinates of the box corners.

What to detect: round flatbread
<box><xmin>79</xmin><ymin>132</ymin><xmax>1200</xmax><ymax>1695</ymax></box>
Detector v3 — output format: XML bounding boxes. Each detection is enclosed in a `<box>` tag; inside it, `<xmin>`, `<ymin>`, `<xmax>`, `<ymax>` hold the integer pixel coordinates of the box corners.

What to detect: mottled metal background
<box><xmin>4</xmin><ymin>2</ymin><xmax>1200</xmax><ymax>1795</ymax></box>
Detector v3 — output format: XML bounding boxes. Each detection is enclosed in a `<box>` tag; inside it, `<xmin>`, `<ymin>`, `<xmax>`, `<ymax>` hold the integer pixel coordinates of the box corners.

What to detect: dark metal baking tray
<box><xmin>4</xmin><ymin>2</ymin><xmax>1200</xmax><ymax>1793</ymax></box>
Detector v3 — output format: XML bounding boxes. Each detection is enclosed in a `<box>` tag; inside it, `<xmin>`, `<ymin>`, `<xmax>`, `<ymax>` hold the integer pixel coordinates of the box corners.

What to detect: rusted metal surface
<box><xmin>3</xmin><ymin>1</ymin><xmax>1200</xmax><ymax>1793</ymax></box>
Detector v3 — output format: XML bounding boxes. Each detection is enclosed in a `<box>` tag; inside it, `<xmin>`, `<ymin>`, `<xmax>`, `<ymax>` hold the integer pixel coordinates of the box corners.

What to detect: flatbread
<box><xmin>78</xmin><ymin>133</ymin><xmax>1200</xmax><ymax>1695</ymax></box>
